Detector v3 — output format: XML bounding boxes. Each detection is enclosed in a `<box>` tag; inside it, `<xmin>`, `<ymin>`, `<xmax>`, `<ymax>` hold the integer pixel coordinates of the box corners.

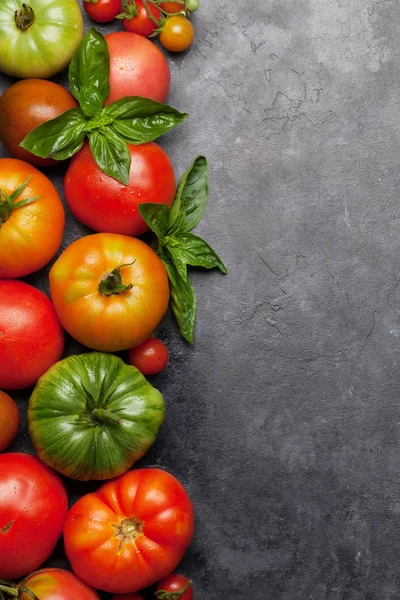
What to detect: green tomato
<box><xmin>0</xmin><ymin>0</ymin><xmax>84</xmax><ymax>79</ymax></box>
<box><xmin>28</xmin><ymin>352</ymin><xmax>166</xmax><ymax>481</ymax></box>
<box><xmin>186</xmin><ymin>0</ymin><xmax>199</xmax><ymax>12</ymax></box>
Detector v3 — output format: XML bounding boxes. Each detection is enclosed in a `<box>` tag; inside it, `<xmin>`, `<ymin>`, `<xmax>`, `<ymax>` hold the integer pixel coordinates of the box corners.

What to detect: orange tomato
<box><xmin>160</xmin><ymin>1</ymin><xmax>185</xmax><ymax>13</ymax></box>
<box><xmin>49</xmin><ymin>233</ymin><xmax>170</xmax><ymax>352</ymax></box>
<box><xmin>0</xmin><ymin>159</ymin><xmax>65</xmax><ymax>278</ymax></box>
<box><xmin>159</xmin><ymin>15</ymin><xmax>195</xmax><ymax>52</ymax></box>
<box><xmin>18</xmin><ymin>569</ymin><xmax>100</xmax><ymax>600</ymax></box>
<box><xmin>0</xmin><ymin>391</ymin><xmax>19</xmax><ymax>452</ymax></box>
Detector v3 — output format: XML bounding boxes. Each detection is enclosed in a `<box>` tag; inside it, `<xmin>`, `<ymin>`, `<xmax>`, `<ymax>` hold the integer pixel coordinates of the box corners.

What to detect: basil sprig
<box><xmin>20</xmin><ymin>28</ymin><xmax>188</xmax><ymax>185</ymax></box>
<box><xmin>139</xmin><ymin>156</ymin><xmax>227</xmax><ymax>343</ymax></box>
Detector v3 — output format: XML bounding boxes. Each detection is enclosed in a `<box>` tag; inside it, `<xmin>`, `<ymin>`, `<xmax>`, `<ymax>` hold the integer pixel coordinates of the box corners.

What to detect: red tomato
<box><xmin>110</xmin><ymin>595</ymin><xmax>144</xmax><ymax>600</ymax></box>
<box><xmin>160</xmin><ymin>1</ymin><xmax>185</xmax><ymax>13</ymax></box>
<box><xmin>64</xmin><ymin>468</ymin><xmax>195</xmax><ymax>593</ymax></box>
<box><xmin>156</xmin><ymin>574</ymin><xmax>193</xmax><ymax>599</ymax></box>
<box><xmin>129</xmin><ymin>338</ymin><xmax>169</xmax><ymax>375</ymax></box>
<box><xmin>0</xmin><ymin>391</ymin><xmax>19</xmax><ymax>452</ymax></box>
<box><xmin>83</xmin><ymin>0</ymin><xmax>122</xmax><ymax>22</ymax></box>
<box><xmin>64</xmin><ymin>141</ymin><xmax>175</xmax><ymax>236</ymax></box>
<box><xmin>159</xmin><ymin>15</ymin><xmax>194</xmax><ymax>52</ymax></box>
<box><xmin>105</xmin><ymin>32</ymin><xmax>170</xmax><ymax>103</ymax></box>
<box><xmin>0</xmin><ymin>280</ymin><xmax>64</xmax><ymax>389</ymax></box>
<box><xmin>122</xmin><ymin>0</ymin><xmax>161</xmax><ymax>36</ymax></box>
<box><xmin>0</xmin><ymin>454</ymin><xmax>68</xmax><ymax>579</ymax></box>
<box><xmin>18</xmin><ymin>569</ymin><xmax>100</xmax><ymax>600</ymax></box>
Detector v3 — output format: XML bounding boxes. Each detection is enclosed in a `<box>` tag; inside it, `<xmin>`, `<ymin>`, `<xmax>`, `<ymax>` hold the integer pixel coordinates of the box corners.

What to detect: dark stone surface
<box><xmin>2</xmin><ymin>0</ymin><xmax>400</xmax><ymax>597</ymax></box>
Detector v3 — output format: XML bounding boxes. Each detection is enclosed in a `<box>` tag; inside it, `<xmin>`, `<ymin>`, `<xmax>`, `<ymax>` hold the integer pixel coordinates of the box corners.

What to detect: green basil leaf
<box><xmin>20</xmin><ymin>108</ymin><xmax>89</xmax><ymax>160</ymax></box>
<box><xmin>161</xmin><ymin>254</ymin><xmax>197</xmax><ymax>343</ymax></box>
<box><xmin>69</xmin><ymin>28</ymin><xmax>110</xmax><ymax>118</ymax></box>
<box><xmin>169</xmin><ymin>232</ymin><xmax>227</xmax><ymax>273</ymax></box>
<box><xmin>169</xmin><ymin>155</ymin><xmax>209</xmax><ymax>233</ymax></box>
<box><xmin>166</xmin><ymin>246</ymin><xmax>188</xmax><ymax>281</ymax></box>
<box><xmin>106</xmin><ymin>97</ymin><xmax>188</xmax><ymax>144</ymax></box>
<box><xmin>138</xmin><ymin>202</ymin><xmax>171</xmax><ymax>241</ymax></box>
<box><xmin>89</xmin><ymin>129</ymin><xmax>131</xmax><ymax>185</ymax></box>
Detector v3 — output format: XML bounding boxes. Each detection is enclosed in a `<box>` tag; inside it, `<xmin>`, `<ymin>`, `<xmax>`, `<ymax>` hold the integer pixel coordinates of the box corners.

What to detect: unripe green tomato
<box><xmin>186</xmin><ymin>0</ymin><xmax>199</xmax><ymax>11</ymax></box>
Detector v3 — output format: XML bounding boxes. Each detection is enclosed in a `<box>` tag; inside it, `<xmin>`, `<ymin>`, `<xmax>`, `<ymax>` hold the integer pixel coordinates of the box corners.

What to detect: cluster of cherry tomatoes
<box><xmin>84</xmin><ymin>0</ymin><xmax>198</xmax><ymax>52</ymax></box>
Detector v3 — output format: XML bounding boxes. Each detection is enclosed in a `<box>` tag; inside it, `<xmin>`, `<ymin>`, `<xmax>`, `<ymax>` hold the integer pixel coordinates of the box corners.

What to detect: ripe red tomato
<box><xmin>121</xmin><ymin>0</ymin><xmax>161</xmax><ymax>36</ymax></box>
<box><xmin>105</xmin><ymin>31</ymin><xmax>170</xmax><ymax>103</ymax></box>
<box><xmin>0</xmin><ymin>280</ymin><xmax>64</xmax><ymax>389</ymax></box>
<box><xmin>64</xmin><ymin>468</ymin><xmax>195</xmax><ymax>593</ymax></box>
<box><xmin>0</xmin><ymin>391</ymin><xmax>19</xmax><ymax>452</ymax></box>
<box><xmin>160</xmin><ymin>1</ymin><xmax>185</xmax><ymax>13</ymax></box>
<box><xmin>0</xmin><ymin>454</ymin><xmax>68</xmax><ymax>579</ymax></box>
<box><xmin>64</xmin><ymin>141</ymin><xmax>175</xmax><ymax>236</ymax></box>
<box><xmin>18</xmin><ymin>569</ymin><xmax>100</xmax><ymax>600</ymax></box>
<box><xmin>129</xmin><ymin>338</ymin><xmax>169</xmax><ymax>375</ymax></box>
<box><xmin>83</xmin><ymin>0</ymin><xmax>122</xmax><ymax>22</ymax></box>
<box><xmin>156</xmin><ymin>574</ymin><xmax>193</xmax><ymax>600</ymax></box>
<box><xmin>159</xmin><ymin>15</ymin><xmax>194</xmax><ymax>52</ymax></box>
<box><xmin>0</xmin><ymin>79</ymin><xmax>78</xmax><ymax>167</ymax></box>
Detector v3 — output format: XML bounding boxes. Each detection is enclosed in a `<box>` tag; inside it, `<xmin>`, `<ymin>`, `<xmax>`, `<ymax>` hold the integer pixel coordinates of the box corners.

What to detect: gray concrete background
<box><xmin>2</xmin><ymin>0</ymin><xmax>400</xmax><ymax>597</ymax></box>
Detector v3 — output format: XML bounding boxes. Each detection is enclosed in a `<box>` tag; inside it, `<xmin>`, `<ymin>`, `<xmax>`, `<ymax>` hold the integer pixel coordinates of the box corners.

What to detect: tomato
<box><xmin>64</xmin><ymin>468</ymin><xmax>195</xmax><ymax>593</ymax></box>
<box><xmin>49</xmin><ymin>233</ymin><xmax>169</xmax><ymax>352</ymax></box>
<box><xmin>64</xmin><ymin>141</ymin><xmax>175</xmax><ymax>236</ymax></box>
<box><xmin>129</xmin><ymin>338</ymin><xmax>169</xmax><ymax>375</ymax></box>
<box><xmin>0</xmin><ymin>391</ymin><xmax>19</xmax><ymax>452</ymax></box>
<box><xmin>0</xmin><ymin>79</ymin><xmax>78</xmax><ymax>167</ymax></box>
<box><xmin>121</xmin><ymin>0</ymin><xmax>161</xmax><ymax>37</ymax></box>
<box><xmin>105</xmin><ymin>31</ymin><xmax>170</xmax><ymax>103</ymax></box>
<box><xmin>0</xmin><ymin>0</ymin><xmax>84</xmax><ymax>79</ymax></box>
<box><xmin>156</xmin><ymin>575</ymin><xmax>193</xmax><ymax>600</ymax></box>
<box><xmin>4</xmin><ymin>569</ymin><xmax>100</xmax><ymax>600</ymax></box>
<box><xmin>160</xmin><ymin>1</ymin><xmax>185</xmax><ymax>13</ymax></box>
<box><xmin>110</xmin><ymin>595</ymin><xmax>144</xmax><ymax>600</ymax></box>
<box><xmin>185</xmin><ymin>0</ymin><xmax>199</xmax><ymax>12</ymax></box>
<box><xmin>0</xmin><ymin>454</ymin><xmax>68</xmax><ymax>579</ymax></box>
<box><xmin>159</xmin><ymin>15</ymin><xmax>194</xmax><ymax>52</ymax></box>
<box><xmin>0</xmin><ymin>280</ymin><xmax>64</xmax><ymax>389</ymax></box>
<box><xmin>84</xmin><ymin>0</ymin><xmax>122</xmax><ymax>22</ymax></box>
<box><xmin>0</xmin><ymin>159</ymin><xmax>65</xmax><ymax>278</ymax></box>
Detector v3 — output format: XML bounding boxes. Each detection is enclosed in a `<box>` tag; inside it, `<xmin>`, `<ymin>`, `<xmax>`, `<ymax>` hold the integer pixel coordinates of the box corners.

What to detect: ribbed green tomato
<box><xmin>28</xmin><ymin>352</ymin><xmax>166</xmax><ymax>481</ymax></box>
<box><xmin>0</xmin><ymin>0</ymin><xmax>84</xmax><ymax>79</ymax></box>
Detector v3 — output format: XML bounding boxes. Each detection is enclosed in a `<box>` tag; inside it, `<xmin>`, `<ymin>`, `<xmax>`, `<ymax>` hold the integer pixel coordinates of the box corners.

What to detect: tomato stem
<box><xmin>98</xmin><ymin>261</ymin><xmax>135</xmax><ymax>296</ymax></box>
<box><xmin>14</xmin><ymin>3</ymin><xmax>35</xmax><ymax>30</ymax></box>
<box><xmin>142</xmin><ymin>0</ymin><xmax>163</xmax><ymax>25</ymax></box>
<box><xmin>0</xmin><ymin>176</ymin><xmax>41</xmax><ymax>226</ymax></box>
<box><xmin>155</xmin><ymin>580</ymin><xmax>193</xmax><ymax>599</ymax></box>
<box><xmin>116</xmin><ymin>0</ymin><xmax>139</xmax><ymax>20</ymax></box>
<box><xmin>91</xmin><ymin>408</ymin><xmax>123</xmax><ymax>425</ymax></box>
<box><xmin>0</xmin><ymin>583</ymin><xmax>18</xmax><ymax>598</ymax></box>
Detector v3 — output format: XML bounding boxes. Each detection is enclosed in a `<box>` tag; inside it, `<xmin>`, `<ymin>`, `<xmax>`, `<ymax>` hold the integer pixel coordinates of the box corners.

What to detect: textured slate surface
<box><xmin>2</xmin><ymin>0</ymin><xmax>400</xmax><ymax>598</ymax></box>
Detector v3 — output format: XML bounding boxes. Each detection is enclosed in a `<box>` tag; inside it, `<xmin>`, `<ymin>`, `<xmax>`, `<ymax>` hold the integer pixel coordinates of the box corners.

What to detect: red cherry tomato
<box><xmin>156</xmin><ymin>574</ymin><xmax>193</xmax><ymax>600</ymax></box>
<box><xmin>160</xmin><ymin>1</ymin><xmax>185</xmax><ymax>13</ymax></box>
<box><xmin>129</xmin><ymin>338</ymin><xmax>169</xmax><ymax>375</ymax></box>
<box><xmin>83</xmin><ymin>0</ymin><xmax>122</xmax><ymax>23</ymax></box>
<box><xmin>121</xmin><ymin>0</ymin><xmax>161</xmax><ymax>36</ymax></box>
<box><xmin>159</xmin><ymin>15</ymin><xmax>194</xmax><ymax>52</ymax></box>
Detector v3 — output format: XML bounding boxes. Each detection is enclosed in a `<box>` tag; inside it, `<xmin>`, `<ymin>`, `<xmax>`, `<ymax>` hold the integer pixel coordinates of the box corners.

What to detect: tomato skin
<box><xmin>160</xmin><ymin>16</ymin><xmax>195</xmax><ymax>52</ymax></box>
<box><xmin>156</xmin><ymin>574</ymin><xmax>193</xmax><ymax>600</ymax></box>
<box><xmin>129</xmin><ymin>338</ymin><xmax>169</xmax><ymax>375</ymax></box>
<box><xmin>0</xmin><ymin>80</ymin><xmax>78</xmax><ymax>167</ymax></box>
<box><xmin>0</xmin><ymin>391</ymin><xmax>19</xmax><ymax>452</ymax></box>
<box><xmin>160</xmin><ymin>1</ymin><xmax>185</xmax><ymax>13</ymax></box>
<box><xmin>122</xmin><ymin>0</ymin><xmax>161</xmax><ymax>36</ymax></box>
<box><xmin>0</xmin><ymin>280</ymin><xmax>64</xmax><ymax>389</ymax></box>
<box><xmin>0</xmin><ymin>454</ymin><xmax>68</xmax><ymax>579</ymax></box>
<box><xmin>64</xmin><ymin>468</ymin><xmax>195</xmax><ymax>593</ymax></box>
<box><xmin>0</xmin><ymin>159</ymin><xmax>65</xmax><ymax>278</ymax></box>
<box><xmin>19</xmin><ymin>568</ymin><xmax>100</xmax><ymax>600</ymax></box>
<box><xmin>105</xmin><ymin>32</ymin><xmax>170</xmax><ymax>103</ymax></box>
<box><xmin>84</xmin><ymin>0</ymin><xmax>122</xmax><ymax>22</ymax></box>
<box><xmin>49</xmin><ymin>233</ymin><xmax>170</xmax><ymax>352</ymax></box>
<box><xmin>64</xmin><ymin>142</ymin><xmax>175</xmax><ymax>236</ymax></box>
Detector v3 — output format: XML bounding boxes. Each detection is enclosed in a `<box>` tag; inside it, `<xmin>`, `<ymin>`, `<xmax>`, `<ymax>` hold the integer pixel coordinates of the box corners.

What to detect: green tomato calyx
<box><xmin>15</xmin><ymin>4</ymin><xmax>35</xmax><ymax>31</ymax></box>
<box><xmin>0</xmin><ymin>176</ymin><xmax>40</xmax><ymax>227</ymax></box>
<box><xmin>116</xmin><ymin>0</ymin><xmax>139</xmax><ymax>20</ymax></box>
<box><xmin>98</xmin><ymin>261</ymin><xmax>135</xmax><ymax>296</ymax></box>
<box><xmin>112</xmin><ymin>517</ymin><xmax>144</xmax><ymax>549</ymax></box>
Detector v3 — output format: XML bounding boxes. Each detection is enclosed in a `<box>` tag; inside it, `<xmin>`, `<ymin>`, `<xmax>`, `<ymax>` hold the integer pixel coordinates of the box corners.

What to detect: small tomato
<box><xmin>156</xmin><ymin>575</ymin><xmax>193</xmax><ymax>600</ymax></box>
<box><xmin>120</xmin><ymin>0</ymin><xmax>161</xmax><ymax>36</ymax></box>
<box><xmin>159</xmin><ymin>16</ymin><xmax>195</xmax><ymax>52</ymax></box>
<box><xmin>129</xmin><ymin>338</ymin><xmax>169</xmax><ymax>375</ymax></box>
<box><xmin>83</xmin><ymin>0</ymin><xmax>122</xmax><ymax>22</ymax></box>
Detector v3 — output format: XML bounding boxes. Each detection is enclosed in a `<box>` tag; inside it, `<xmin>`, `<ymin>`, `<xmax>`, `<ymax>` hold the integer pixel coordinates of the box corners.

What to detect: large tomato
<box><xmin>0</xmin><ymin>280</ymin><xmax>64</xmax><ymax>389</ymax></box>
<box><xmin>105</xmin><ymin>31</ymin><xmax>171</xmax><ymax>103</ymax></box>
<box><xmin>64</xmin><ymin>468</ymin><xmax>195</xmax><ymax>593</ymax></box>
<box><xmin>0</xmin><ymin>159</ymin><xmax>65</xmax><ymax>278</ymax></box>
<box><xmin>0</xmin><ymin>569</ymin><xmax>100</xmax><ymax>600</ymax></box>
<box><xmin>0</xmin><ymin>0</ymin><xmax>84</xmax><ymax>79</ymax></box>
<box><xmin>0</xmin><ymin>79</ymin><xmax>78</xmax><ymax>166</ymax></box>
<box><xmin>64</xmin><ymin>142</ymin><xmax>175</xmax><ymax>236</ymax></box>
<box><xmin>49</xmin><ymin>233</ymin><xmax>169</xmax><ymax>352</ymax></box>
<box><xmin>0</xmin><ymin>454</ymin><xmax>68</xmax><ymax>579</ymax></box>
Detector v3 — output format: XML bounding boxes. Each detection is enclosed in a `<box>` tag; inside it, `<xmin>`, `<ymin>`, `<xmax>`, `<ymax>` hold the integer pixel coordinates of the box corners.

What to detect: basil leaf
<box><xmin>170</xmin><ymin>155</ymin><xmax>209</xmax><ymax>233</ymax></box>
<box><xmin>161</xmin><ymin>254</ymin><xmax>197</xmax><ymax>343</ymax></box>
<box><xmin>166</xmin><ymin>246</ymin><xmax>188</xmax><ymax>281</ymax></box>
<box><xmin>89</xmin><ymin>129</ymin><xmax>131</xmax><ymax>185</ymax></box>
<box><xmin>69</xmin><ymin>28</ymin><xmax>110</xmax><ymax>118</ymax></box>
<box><xmin>138</xmin><ymin>202</ymin><xmax>171</xmax><ymax>241</ymax></box>
<box><xmin>106</xmin><ymin>97</ymin><xmax>188</xmax><ymax>144</ymax></box>
<box><xmin>20</xmin><ymin>109</ymin><xmax>89</xmax><ymax>160</ymax></box>
<box><xmin>170</xmin><ymin>233</ymin><xmax>227</xmax><ymax>273</ymax></box>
